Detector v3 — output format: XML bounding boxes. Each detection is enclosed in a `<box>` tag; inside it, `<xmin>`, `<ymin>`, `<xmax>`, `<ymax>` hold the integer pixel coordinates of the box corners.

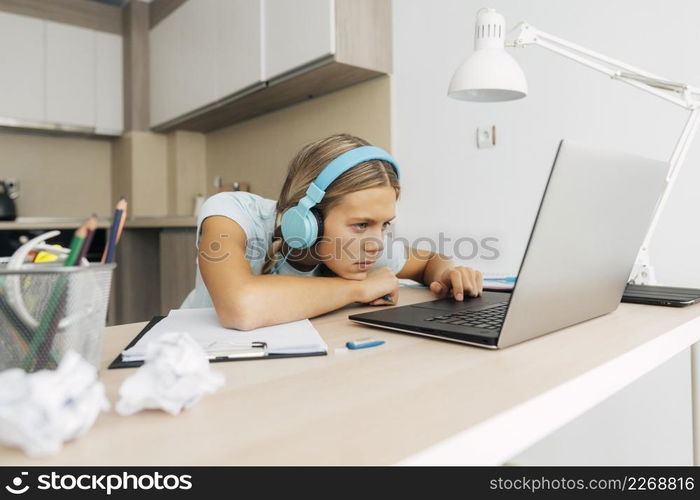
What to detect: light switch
<box><xmin>477</xmin><ymin>126</ymin><xmax>496</xmax><ymax>149</ymax></box>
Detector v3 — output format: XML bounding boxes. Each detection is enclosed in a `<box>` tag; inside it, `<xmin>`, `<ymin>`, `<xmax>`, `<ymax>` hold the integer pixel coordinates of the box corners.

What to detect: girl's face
<box><xmin>314</xmin><ymin>185</ymin><xmax>397</xmax><ymax>280</ymax></box>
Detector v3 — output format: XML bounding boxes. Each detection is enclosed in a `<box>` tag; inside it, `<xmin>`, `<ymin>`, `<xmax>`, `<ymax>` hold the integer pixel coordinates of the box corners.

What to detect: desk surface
<box><xmin>2</xmin><ymin>287</ymin><xmax>700</xmax><ymax>465</ymax></box>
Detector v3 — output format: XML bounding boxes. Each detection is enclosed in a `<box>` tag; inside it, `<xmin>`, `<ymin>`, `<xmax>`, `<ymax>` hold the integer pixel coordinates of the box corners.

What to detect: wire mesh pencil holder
<box><xmin>0</xmin><ymin>263</ymin><xmax>116</xmax><ymax>373</ymax></box>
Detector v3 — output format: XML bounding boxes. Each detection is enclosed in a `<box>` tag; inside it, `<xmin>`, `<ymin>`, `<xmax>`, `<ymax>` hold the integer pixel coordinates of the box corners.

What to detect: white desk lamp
<box><xmin>449</xmin><ymin>8</ymin><xmax>700</xmax><ymax>285</ymax></box>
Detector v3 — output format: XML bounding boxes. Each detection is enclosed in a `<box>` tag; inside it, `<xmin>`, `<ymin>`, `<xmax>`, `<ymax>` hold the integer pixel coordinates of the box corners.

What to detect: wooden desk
<box><xmin>2</xmin><ymin>287</ymin><xmax>700</xmax><ymax>465</ymax></box>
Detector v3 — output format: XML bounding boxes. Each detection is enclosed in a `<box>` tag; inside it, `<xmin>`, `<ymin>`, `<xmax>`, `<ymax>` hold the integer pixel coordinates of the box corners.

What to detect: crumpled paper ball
<box><xmin>116</xmin><ymin>331</ymin><xmax>225</xmax><ymax>416</ymax></box>
<box><xmin>0</xmin><ymin>350</ymin><xmax>110</xmax><ymax>457</ymax></box>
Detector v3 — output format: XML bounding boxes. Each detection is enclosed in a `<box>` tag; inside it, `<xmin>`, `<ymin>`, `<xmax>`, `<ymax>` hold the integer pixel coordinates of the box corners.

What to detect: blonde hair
<box><xmin>261</xmin><ymin>133</ymin><xmax>401</xmax><ymax>275</ymax></box>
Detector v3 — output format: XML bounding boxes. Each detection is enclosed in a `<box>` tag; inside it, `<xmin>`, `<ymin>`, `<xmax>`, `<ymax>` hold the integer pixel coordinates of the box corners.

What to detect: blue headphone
<box><xmin>273</xmin><ymin>145</ymin><xmax>400</xmax><ymax>273</ymax></box>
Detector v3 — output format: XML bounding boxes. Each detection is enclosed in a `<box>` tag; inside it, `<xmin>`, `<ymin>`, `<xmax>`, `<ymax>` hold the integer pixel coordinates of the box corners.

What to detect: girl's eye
<box><xmin>353</xmin><ymin>222</ymin><xmax>392</xmax><ymax>231</ymax></box>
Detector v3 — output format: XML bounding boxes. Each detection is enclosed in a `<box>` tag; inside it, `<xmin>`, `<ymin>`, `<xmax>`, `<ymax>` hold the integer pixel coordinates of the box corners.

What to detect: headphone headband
<box><xmin>304</xmin><ymin>146</ymin><xmax>400</xmax><ymax>203</ymax></box>
<box><xmin>277</xmin><ymin>144</ymin><xmax>401</xmax><ymax>258</ymax></box>
<box><xmin>315</xmin><ymin>146</ymin><xmax>400</xmax><ymax>190</ymax></box>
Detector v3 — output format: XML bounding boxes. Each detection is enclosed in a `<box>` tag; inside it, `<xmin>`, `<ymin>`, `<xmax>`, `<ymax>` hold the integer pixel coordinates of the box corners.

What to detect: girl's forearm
<box><xmin>422</xmin><ymin>253</ymin><xmax>454</xmax><ymax>285</ymax></box>
<box><xmin>218</xmin><ymin>275</ymin><xmax>362</xmax><ymax>330</ymax></box>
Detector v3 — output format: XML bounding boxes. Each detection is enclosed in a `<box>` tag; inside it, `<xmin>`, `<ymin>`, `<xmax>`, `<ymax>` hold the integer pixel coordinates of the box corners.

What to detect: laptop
<box><xmin>349</xmin><ymin>140</ymin><xmax>668</xmax><ymax>349</ymax></box>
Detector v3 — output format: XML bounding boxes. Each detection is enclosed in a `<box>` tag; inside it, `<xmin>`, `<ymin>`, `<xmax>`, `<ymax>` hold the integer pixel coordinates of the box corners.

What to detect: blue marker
<box><xmin>484</xmin><ymin>277</ymin><xmax>516</xmax><ymax>283</ymax></box>
<box><xmin>346</xmin><ymin>338</ymin><xmax>386</xmax><ymax>350</ymax></box>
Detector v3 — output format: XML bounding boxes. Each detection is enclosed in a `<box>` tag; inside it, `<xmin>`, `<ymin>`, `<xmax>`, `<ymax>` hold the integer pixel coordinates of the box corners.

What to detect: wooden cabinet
<box><xmin>263</xmin><ymin>0</ymin><xmax>334</xmax><ymax>81</ymax></box>
<box><xmin>149</xmin><ymin>0</ymin><xmax>390</xmax><ymax>132</ymax></box>
<box><xmin>111</xmin><ymin>226</ymin><xmax>197</xmax><ymax>325</ymax></box>
<box><xmin>0</xmin><ymin>12</ymin><xmax>44</xmax><ymax>122</ymax></box>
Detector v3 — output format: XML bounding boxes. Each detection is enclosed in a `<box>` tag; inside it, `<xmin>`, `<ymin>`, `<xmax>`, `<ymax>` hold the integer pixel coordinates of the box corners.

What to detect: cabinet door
<box><xmin>0</xmin><ymin>12</ymin><xmax>44</xmax><ymax>122</ymax></box>
<box><xmin>178</xmin><ymin>0</ymin><xmax>218</xmax><ymax>114</ymax></box>
<box><xmin>150</xmin><ymin>6</ymin><xmax>182</xmax><ymax>126</ymax></box>
<box><xmin>151</xmin><ymin>0</ymin><xmax>264</xmax><ymax>127</ymax></box>
<box><xmin>216</xmin><ymin>0</ymin><xmax>264</xmax><ymax>99</ymax></box>
<box><xmin>95</xmin><ymin>32</ymin><xmax>123</xmax><ymax>134</ymax></box>
<box><xmin>46</xmin><ymin>21</ymin><xmax>95</xmax><ymax>128</ymax></box>
<box><xmin>150</xmin><ymin>0</ymin><xmax>219</xmax><ymax>127</ymax></box>
<box><xmin>264</xmin><ymin>0</ymin><xmax>335</xmax><ymax>80</ymax></box>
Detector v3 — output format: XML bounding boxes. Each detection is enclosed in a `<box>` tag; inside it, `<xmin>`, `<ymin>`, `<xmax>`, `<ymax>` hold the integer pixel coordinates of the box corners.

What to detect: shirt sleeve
<box><xmin>374</xmin><ymin>237</ymin><xmax>407</xmax><ymax>275</ymax></box>
<box><xmin>195</xmin><ymin>192</ymin><xmax>259</xmax><ymax>248</ymax></box>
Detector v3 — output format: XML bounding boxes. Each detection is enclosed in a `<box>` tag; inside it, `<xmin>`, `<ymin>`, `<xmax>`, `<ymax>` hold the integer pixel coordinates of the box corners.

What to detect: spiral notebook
<box><xmin>109</xmin><ymin>308</ymin><xmax>328</xmax><ymax>369</ymax></box>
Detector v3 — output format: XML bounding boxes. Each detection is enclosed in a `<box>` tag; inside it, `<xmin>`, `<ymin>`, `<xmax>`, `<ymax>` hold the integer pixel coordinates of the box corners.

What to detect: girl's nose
<box><xmin>363</xmin><ymin>236</ymin><xmax>384</xmax><ymax>255</ymax></box>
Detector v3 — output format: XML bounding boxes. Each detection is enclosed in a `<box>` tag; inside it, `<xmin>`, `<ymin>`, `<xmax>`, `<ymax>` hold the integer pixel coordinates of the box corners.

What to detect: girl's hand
<box><xmin>429</xmin><ymin>266</ymin><xmax>483</xmax><ymax>301</ymax></box>
<box><xmin>358</xmin><ymin>266</ymin><xmax>400</xmax><ymax>306</ymax></box>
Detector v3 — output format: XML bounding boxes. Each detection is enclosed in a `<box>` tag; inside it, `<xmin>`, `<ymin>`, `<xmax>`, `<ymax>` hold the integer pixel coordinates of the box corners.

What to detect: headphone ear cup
<box><xmin>310</xmin><ymin>207</ymin><xmax>324</xmax><ymax>243</ymax></box>
<box><xmin>281</xmin><ymin>205</ymin><xmax>321</xmax><ymax>249</ymax></box>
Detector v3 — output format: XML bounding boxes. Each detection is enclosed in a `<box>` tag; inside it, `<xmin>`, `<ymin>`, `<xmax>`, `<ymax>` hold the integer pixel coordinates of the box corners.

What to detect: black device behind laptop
<box><xmin>622</xmin><ymin>284</ymin><xmax>700</xmax><ymax>307</ymax></box>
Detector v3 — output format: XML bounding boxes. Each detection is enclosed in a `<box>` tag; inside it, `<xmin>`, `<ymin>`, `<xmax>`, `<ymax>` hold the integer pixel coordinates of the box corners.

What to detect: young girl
<box><xmin>181</xmin><ymin>134</ymin><xmax>483</xmax><ymax>330</ymax></box>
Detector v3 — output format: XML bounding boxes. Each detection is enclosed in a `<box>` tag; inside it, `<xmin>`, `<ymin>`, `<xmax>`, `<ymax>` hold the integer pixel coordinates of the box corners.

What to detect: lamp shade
<box><xmin>448</xmin><ymin>8</ymin><xmax>528</xmax><ymax>102</ymax></box>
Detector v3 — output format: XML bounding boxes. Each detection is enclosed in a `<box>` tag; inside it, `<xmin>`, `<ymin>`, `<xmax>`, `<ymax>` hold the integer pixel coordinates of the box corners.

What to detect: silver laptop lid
<box><xmin>497</xmin><ymin>140</ymin><xmax>667</xmax><ymax>348</ymax></box>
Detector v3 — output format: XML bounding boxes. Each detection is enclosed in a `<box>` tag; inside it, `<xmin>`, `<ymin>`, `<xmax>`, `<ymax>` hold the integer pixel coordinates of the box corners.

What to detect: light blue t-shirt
<box><xmin>180</xmin><ymin>191</ymin><xmax>407</xmax><ymax>308</ymax></box>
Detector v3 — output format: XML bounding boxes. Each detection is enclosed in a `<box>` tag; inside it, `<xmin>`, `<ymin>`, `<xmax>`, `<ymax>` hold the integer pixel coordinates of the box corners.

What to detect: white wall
<box><xmin>393</xmin><ymin>0</ymin><xmax>700</xmax><ymax>285</ymax></box>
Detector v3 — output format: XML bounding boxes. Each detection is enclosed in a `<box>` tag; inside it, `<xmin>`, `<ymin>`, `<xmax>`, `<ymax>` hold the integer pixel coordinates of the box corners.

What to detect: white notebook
<box><xmin>122</xmin><ymin>308</ymin><xmax>328</xmax><ymax>362</ymax></box>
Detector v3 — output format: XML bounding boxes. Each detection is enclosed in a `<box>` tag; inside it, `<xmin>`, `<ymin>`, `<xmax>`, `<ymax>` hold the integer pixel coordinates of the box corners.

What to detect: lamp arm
<box><xmin>507</xmin><ymin>22</ymin><xmax>700</xmax><ymax>284</ymax></box>
<box><xmin>638</xmin><ymin>108</ymin><xmax>700</xmax><ymax>259</ymax></box>
<box><xmin>508</xmin><ymin>22</ymin><xmax>700</xmax><ymax>109</ymax></box>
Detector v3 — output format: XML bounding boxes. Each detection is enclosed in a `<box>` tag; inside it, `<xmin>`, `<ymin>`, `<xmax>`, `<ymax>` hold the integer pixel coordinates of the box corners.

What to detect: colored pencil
<box><xmin>64</xmin><ymin>221</ymin><xmax>88</xmax><ymax>267</ymax></box>
<box><xmin>0</xmin><ymin>274</ymin><xmax>59</xmax><ymax>367</ymax></box>
<box><xmin>23</xmin><ymin>222</ymin><xmax>87</xmax><ymax>370</ymax></box>
<box><xmin>23</xmin><ymin>277</ymin><xmax>67</xmax><ymax>371</ymax></box>
<box><xmin>35</xmin><ymin>288</ymin><xmax>66</xmax><ymax>370</ymax></box>
<box><xmin>102</xmin><ymin>196</ymin><xmax>126</xmax><ymax>264</ymax></box>
<box><xmin>115</xmin><ymin>199</ymin><xmax>127</xmax><ymax>244</ymax></box>
<box><xmin>75</xmin><ymin>214</ymin><xmax>98</xmax><ymax>265</ymax></box>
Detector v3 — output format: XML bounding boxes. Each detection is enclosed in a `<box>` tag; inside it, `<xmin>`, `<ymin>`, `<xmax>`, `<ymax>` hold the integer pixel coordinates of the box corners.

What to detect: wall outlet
<box><xmin>477</xmin><ymin>126</ymin><xmax>496</xmax><ymax>149</ymax></box>
<box><xmin>4</xmin><ymin>178</ymin><xmax>19</xmax><ymax>199</ymax></box>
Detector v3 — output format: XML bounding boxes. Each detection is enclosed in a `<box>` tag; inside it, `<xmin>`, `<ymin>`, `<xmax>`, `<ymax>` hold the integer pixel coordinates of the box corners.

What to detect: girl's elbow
<box><xmin>219</xmin><ymin>312</ymin><xmax>258</xmax><ymax>331</ymax></box>
<box><xmin>217</xmin><ymin>294</ymin><xmax>259</xmax><ymax>330</ymax></box>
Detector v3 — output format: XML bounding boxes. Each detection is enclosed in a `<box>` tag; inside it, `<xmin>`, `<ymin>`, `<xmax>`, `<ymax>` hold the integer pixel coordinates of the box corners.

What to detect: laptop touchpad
<box><xmin>410</xmin><ymin>291</ymin><xmax>511</xmax><ymax>312</ymax></box>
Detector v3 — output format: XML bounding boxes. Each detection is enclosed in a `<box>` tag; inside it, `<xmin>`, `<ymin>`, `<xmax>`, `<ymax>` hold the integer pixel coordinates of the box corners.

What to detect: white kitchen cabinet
<box><xmin>150</xmin><ymin>0</ymin><xmax>390</xmax><ymax>132</ymax></box>
<box><xmin>150</xmin><ymin>0</ymin><xmax>265</xmax><ymax>128</ymax></box>
<box><xmin>0</xmin><ymin>13</ymin><xmax>122</xmax><ymax>135</ymax></box>
<box><xmin>149</xmin><ymin>0</ymin><xmax>216</xmax><ymax>126</ymax></box>
<box><xmin>149</xmin><ymin>6</ymin><xmax>181</xmax><ymax>126</ymax></box>
<box><xmin>45</xmin><ymin>21</ymin><xmax>96</xmax><ymax>128</ymax></box>
<box><xmin>264</xmin><ymin>0</ymin><xmax>335</xmax><ymax>81</ymax></box>
<box><xmin>149</xmin><ymin>0</ymin><xmax>218</xmax><ymax>126</ymax></box>
<box><xmin>95</xmin><ymin>31</ymin><xmax>124</xmax><ymax>134</ymax></box>
<box><xmin>217</xmin><ymin>0</ymin><xmax>264</xmax><ymax>99</ymax></box>
<box><xmin>0</xmin><ymin>12</ymin><xmax>45</xmax><ymax>123</ymax></box>
<box><xmin>178</xmin><ymin>0</ymin><xmax>218</xmax><ymax>114</ymax></box>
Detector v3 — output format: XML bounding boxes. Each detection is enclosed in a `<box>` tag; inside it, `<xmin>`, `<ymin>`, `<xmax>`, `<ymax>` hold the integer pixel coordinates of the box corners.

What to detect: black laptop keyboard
<box><xmin>424</xmin><ymin>302</ymin><xmax>509</xmax><ymax>330</ymax></box>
